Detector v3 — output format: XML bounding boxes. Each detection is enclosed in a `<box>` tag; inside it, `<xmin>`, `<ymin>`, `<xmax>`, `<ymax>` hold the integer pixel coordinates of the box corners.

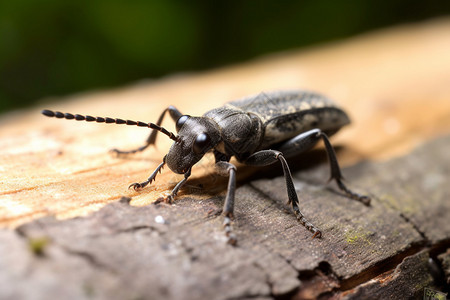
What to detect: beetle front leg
<box><xmin>129</xmin><ymin>156</ymin><xmax>167</xmax><ymax>190</ymax></box>
<box><xmin>112</xmin><ymin>105</ymin><xmax>183</xmax><ymax>155</ymax></box>
<box><xmin>215</xmin><ymin>161</ymin><xmax>238</xmax><ymax>245</ymax></box>
<box><xmin>244</xmin><ymin>150</ymin><xmax>322</xmax><ymax>238</ymax></box>
<box><xmin>165</xmin><ymin>168</ymin><xmax>192</xmax><ymax>204</ymax></box>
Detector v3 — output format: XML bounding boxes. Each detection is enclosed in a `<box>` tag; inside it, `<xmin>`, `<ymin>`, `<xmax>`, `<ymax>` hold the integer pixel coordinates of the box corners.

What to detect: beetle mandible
<box><xmin>42</xmin><ymin>90</ymin><xmax>370</xmax><ymax>245</ymax></box>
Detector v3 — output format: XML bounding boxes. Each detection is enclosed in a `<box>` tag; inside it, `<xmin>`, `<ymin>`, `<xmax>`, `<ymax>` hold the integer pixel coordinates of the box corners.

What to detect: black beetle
<box><xmin>42</xmin><ymin>90</ymin><xmax>370</xmax><ymax>245</ymax></box>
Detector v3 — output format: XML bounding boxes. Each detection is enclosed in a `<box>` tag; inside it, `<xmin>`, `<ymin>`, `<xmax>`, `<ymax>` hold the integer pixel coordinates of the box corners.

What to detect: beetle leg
<box><xmin>111</xmin><ymin>105</ymin><xmax>183</xmax><ymax>155</ymax></box>
<box><xmin>215</xmin><ymin>161</ymin><xmax>238</xmax><ymax>245</ymax></box>
<box><xmin>129</xmin><ymin>156</ymin><xmax>167</xmax><ymax>190</ymax></box>
<box><xmin>244</xmin><ymin>150</ymin><xmax>322</xmax><ymax>238</ymax></box>
<box><xmin>164</xmin><ymin>168</ymin><xmax>192</xmax><ymax>204</ymax></box>
<box><xmin>318</xmin><ymin>131</ymin><xmax>371</xmax><ymax>205</ymax></box>
<box><xmin>277</xmin><ymin>129</ymin><xmax>370</xmax><ymax>206</ymax></box>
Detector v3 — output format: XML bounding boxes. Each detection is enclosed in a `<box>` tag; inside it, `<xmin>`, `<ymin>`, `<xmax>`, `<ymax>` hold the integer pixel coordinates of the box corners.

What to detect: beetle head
<box><xmin>166</xmin><ymin>116</ymin><xmax>221</xmax><ymax>174</ymax></box>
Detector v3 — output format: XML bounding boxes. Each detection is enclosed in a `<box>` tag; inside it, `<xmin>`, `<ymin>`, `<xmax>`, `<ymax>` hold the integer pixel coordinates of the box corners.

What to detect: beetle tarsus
<box><xmin>165</xmin><ymin>194</ymin><xmax>175</xmax><ymax>204</ymax></box>
<box><xmin>206</xmin><ymin>207</ymin><xmax>223</xmax><ymax>218</ymax></box>
<box><xmin>223</xmin><ymin>216</ymin><xmax>237</xmax><ymax>246</ymax></box>
<box><xmin>128</xmin><ymin>159</ymin><xmax>166</xmax><ymax>192</ymax></box>
<box><xmin>312</xmin><ymin>229</ymin><xmax>322</xmax><ymax>239</ymax></box>
<box><xmin>227</xmin><ymin>234</ymin><xmax>237</xmax><ymax>246</ymax></box>
<box><xmin>335</xmin><ymin>179</ymin><xmax>371</xmax><ymax>206</ymax></box>
<box><xmin>293</xmin><ymin>208</ymin><xmax>322</xmax><ymax>238</ymax></box>
<box><xmin>110</xmin><ymin>145</ymin><xmax>150</xmax><ymax>156</ymax></box>
<box><xmin>129</xmin><ymin>182</ymin><xmax>145</xmax><ymax>190</ymax></box>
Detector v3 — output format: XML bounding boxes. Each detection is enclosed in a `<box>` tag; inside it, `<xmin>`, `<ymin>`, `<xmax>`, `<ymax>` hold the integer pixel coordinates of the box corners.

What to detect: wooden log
<box><xmin>1</xmin><ymin>18</ymin><xmax>450</xmax><ymax>300</ymax></box>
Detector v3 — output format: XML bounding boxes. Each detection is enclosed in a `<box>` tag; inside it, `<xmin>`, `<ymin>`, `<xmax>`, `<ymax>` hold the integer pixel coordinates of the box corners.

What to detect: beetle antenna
<box><xmin>41</xmin><ymin>109</ymin><xmax>178</xmax><ymax>142</ymax></box>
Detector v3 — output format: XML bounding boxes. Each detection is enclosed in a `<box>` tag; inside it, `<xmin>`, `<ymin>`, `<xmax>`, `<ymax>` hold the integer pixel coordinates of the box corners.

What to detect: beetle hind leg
<box><xmin>277</xmin><ymin>129</ymin><xmax>370</xmax><ymax>206</ymax></box>
<box><xmin>335</xmin><ymin>179</ymin><xmax>370</xmax><ymax>205</ymax></box>
<box><xmin>315</xmin><ymin>131</ymin><xmax>370</xmax><ymax>205</ymax></box>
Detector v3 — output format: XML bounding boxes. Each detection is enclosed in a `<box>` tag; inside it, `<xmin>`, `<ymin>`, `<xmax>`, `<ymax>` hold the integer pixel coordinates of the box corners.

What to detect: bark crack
<box><xmin>398</xmin><ymin>212</ymin><xmax>429</xmax><ymax>244</ymax></box>
<box><xmin>60</xmin><ymin>246</ymin><xmax>116</xmax><ymax>274</ymax></box>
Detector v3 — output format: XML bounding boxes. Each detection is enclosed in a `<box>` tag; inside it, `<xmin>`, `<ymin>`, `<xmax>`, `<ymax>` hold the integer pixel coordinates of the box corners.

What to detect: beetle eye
<box><xmin>193</xmin><ymin>133</ymin><xmax>211</xmax><ymax>154</ymax></box>
<box><xmin>176</xmin><ymin>115</ymin><xmax>190</xmax><ymax>132</ymax></box>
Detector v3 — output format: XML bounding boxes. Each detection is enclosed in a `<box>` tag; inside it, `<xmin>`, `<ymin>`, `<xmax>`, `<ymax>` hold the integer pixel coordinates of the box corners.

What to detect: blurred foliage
<box><xmin>0</xmin><ymin>0</ymin><xmax>449</xmax><ymax>113</ymax></box>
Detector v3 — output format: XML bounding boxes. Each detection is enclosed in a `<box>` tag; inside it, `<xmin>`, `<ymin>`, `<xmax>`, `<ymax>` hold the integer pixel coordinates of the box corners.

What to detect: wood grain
<box><xmin>1</xmin><ymin>18</ymin><xmax>449</xmax><ymax>228</ymax></box>
<box><xmin>1</xmin><ymin>18</ymin><xmax>450</xmax><ymax>300</ymax></box>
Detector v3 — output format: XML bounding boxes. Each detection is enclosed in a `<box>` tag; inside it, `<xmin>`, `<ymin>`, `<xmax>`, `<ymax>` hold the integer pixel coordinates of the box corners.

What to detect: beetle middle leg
<box><xmin>111</xmin><ymin>105</ymin><xmax>183</xmax><ymax>155</ymax></box>
<box><xmin>243</xmin><ymin>150</ymin><xmax>322</xmax><ymax>238</ymax></box>
<box><xmin>215</xmin><ymin>161</ymin><xmax>238</xmax><ymax>245</ymax></box>
<box><xmin>277</xmin><ymin>129</ymin><xmax>370</xmax><ymax>205</ymax></box>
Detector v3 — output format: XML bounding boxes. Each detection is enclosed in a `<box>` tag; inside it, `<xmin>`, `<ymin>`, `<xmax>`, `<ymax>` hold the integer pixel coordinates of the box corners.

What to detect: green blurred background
<box><xmin>1</xmin><ymin>0</ymin><xmax>449</xmax><ymax>114</ymax></box>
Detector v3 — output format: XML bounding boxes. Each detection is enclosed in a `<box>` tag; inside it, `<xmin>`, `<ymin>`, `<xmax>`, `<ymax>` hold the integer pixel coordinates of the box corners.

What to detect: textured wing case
<box><xmin>226</xmin><ymin>91</ymin><xmax>350</xmax><ymax>146</ymax></box>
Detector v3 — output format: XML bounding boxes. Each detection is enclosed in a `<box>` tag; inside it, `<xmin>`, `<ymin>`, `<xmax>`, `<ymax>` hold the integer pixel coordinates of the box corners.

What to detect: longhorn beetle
<box><xmin>42</xmin><ymin>90</ymin><xmax>370</xmax><ymax>245</ymax></box>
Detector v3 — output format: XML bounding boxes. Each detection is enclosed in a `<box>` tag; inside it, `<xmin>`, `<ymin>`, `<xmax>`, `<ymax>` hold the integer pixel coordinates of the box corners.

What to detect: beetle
<box><xmin>42</xmin><ymin>90</ymin><xmax>370</xmax><ymax>245</ymax></box>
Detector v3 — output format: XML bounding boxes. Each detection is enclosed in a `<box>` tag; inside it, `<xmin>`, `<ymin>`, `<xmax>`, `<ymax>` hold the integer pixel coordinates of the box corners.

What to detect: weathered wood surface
<box><xmin>1</xmin><ymin>18</ymin><xmax>450</xmax><ymax>299</ymax></box>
